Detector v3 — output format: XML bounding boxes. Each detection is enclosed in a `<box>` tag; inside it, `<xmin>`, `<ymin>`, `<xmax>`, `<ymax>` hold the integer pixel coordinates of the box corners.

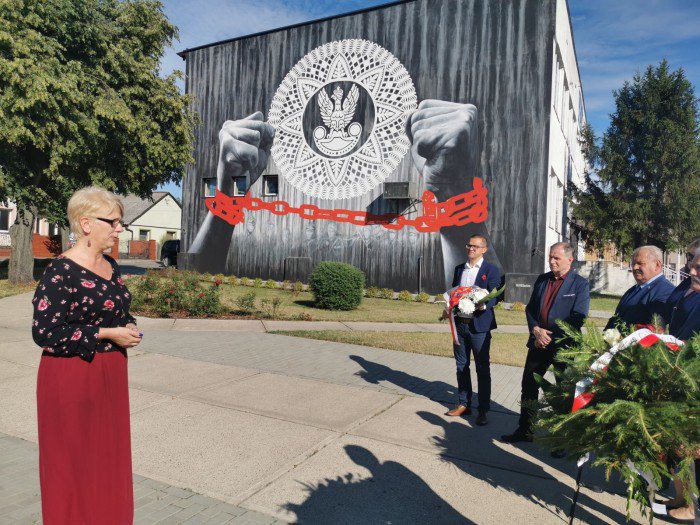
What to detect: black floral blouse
<box><xmin>32</xmin><ymin>254</ymin><xmax>136</xmax><ymax>362</ymax></box>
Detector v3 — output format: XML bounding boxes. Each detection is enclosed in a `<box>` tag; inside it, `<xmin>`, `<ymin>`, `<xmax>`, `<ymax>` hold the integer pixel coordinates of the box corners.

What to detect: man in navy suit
<box><xmin>666</xmin><ymin>249</ymin><xmax>700</xmax><ymax>341</ymax></box>
<box><xmin>502</xmin><ymin>242</ymin><xmax>590</xmax><ymax>444</ymax></box>
<box><xmin>605</xmin><ymin>246</ymin><xmax>674</xmax><ymax>330</ymax></box>
<box><xmin>444</xmin><ymin>234</ymin><xmax>501</xmax><ymax>426</ymax></box>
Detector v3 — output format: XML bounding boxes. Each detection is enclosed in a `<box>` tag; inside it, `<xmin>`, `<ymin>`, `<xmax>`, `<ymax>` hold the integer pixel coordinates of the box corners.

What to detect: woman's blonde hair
<box><xmin>67</xmin><ymin>186</ymin><xmax>124</xmax><ymax>238</ymax></box>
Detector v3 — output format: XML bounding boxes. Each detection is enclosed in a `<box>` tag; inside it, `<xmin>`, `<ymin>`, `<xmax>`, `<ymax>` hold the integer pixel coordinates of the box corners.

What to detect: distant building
<box><xmin>119</xmin><ymin>192</ymin><xmax>181</xmax><ymax>259</ymax></box>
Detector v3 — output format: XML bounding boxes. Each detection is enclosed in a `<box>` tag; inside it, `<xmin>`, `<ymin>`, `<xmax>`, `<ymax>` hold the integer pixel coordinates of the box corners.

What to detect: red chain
<box><xmin>205</xmin><ymin>178</ymin><xmax>488</xmax><ymax>232</ymax></box>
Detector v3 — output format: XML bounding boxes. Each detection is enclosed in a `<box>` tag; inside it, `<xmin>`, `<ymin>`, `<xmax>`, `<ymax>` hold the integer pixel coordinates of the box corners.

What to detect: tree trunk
<box><xmin>9</xmin><ymin>208</ymin><xmax>35</xmax><ymax>284</ymax></box>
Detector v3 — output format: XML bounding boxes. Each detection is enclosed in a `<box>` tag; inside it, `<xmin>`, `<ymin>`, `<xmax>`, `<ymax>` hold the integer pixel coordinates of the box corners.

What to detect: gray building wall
<box><xmin>181</xmin><ymin>0</ymin><xmax>555</xmax><ymax>293</ymax></box>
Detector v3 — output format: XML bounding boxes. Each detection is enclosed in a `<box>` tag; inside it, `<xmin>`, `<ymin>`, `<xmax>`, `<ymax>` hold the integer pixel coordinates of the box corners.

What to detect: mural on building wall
<box><xmin>189</xmin><ymin>39</ymin><xmax>492</xmax><ymax>288</ymax></box>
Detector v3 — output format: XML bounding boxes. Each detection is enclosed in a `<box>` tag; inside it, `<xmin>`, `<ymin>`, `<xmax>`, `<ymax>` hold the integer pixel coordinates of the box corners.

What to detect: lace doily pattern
<box><xmin>269</xmin><ymin>39</ymin><xmax>417</xmax><ymax>200</ymax></box>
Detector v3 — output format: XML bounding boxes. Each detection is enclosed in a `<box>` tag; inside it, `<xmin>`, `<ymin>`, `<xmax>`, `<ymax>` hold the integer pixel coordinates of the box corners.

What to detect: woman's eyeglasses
<box><xmin>94</xmin><ymin>217</ymin><xmax>124</xmax><ymax>228</ymax></box>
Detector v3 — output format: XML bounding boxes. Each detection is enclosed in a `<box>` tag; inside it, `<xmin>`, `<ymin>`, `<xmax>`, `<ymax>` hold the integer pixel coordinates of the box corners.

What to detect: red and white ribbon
<box><xmin>571</xmin><ymin>329</ymin><xmax>684</xmax><ymax>412</ymax></box>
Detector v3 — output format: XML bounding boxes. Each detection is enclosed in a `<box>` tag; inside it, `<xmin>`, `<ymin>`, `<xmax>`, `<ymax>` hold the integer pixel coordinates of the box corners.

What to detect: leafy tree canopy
<box><xmin>0</xmin><ymin>0</ymin><xmax>195</xmax><ymax>223</ymax></box>
<box><xmin>570</xmin><ymin>60</ymin><xmax>700</xmax><ymax>255</ymax></box>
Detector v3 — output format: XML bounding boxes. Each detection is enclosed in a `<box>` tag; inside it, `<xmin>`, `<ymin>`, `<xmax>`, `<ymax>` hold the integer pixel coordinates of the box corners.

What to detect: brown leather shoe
<box><xmin>445</xmin><ymin>405</ymin><xmax>471</xmax><ymax>417</ymax></box>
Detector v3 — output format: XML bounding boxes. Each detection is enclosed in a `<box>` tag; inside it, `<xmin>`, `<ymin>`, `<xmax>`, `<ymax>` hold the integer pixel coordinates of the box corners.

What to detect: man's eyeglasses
<box><xmin>94</xmin><ymin>217</ymin><xmax>124</xmax><ymax>228</ymax></box>
<box><xmin>466</xmin><ymin>244</ymin><xmax>486</xmax><ymax>249</ymax></box>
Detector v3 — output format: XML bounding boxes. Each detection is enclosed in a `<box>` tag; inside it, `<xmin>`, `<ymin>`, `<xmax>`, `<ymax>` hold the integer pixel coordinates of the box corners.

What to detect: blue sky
<box><xmin>157</xmin><ymin>0</ymin><xmax>700</xmax><ymax>197</ymax></box>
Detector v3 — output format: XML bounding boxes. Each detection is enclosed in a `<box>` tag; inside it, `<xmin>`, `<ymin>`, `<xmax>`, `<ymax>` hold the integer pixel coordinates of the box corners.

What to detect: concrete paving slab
<box><xmin>134</xmin><ymin>317</ymin><xmax>177</xmax><ymax>331</ymax></box>
<box><xmin>0</xmin><ymin>372</ymin><xmax>37</xmax><ymax>441</ymax></box>
<box><xmin>172</xmin><ymin>319</ymin><xmax>266</xmax><ymax>332</ymax></box>
<box><xmin>184</xmin><ymin>372</ymin><xmax>401</xmax><ymax>432</ymax></box>
<box><xmin>350</xmin><ymin>396</ymin><xmax>573</xmax><ymax>479</ymax></box>
<box><xmin>128</xmin><ymin>353</ymin><xmax>259</xmax><ymax>396</ymax></box>
<box><xmin>131</xmin><ymin>399</ymin><xmax>336</xmax><ymax>504</ymax></box>
<box><xmin>262</xmin><ymin>320</ymin><xmax>350</xmax><ymax>331</ymax></box>
<box><xmin>414</xmin><ymin>323</ymin><xmax>451</xmax><ymax>332</ymax></box>
<box><xmin>0</xmin><ymin>341</ymin><xmax>40</xmax><ymax>368</ymax></box>
<box><xmin>243</xmin><ymin>434</ymin><xmax>643</xmax><ymax>525</ymax></box>
<box><xmin>129</xmin><ymin>388</ymin><xmax>172</xmax><ymax>414</ymax></box>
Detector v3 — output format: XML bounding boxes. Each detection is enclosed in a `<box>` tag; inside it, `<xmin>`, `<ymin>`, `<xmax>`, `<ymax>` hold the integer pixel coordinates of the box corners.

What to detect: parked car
<box><xmin>161</xmin><ymin>239</ymin><xmax>180</xmax><ymax>267</ymax></box>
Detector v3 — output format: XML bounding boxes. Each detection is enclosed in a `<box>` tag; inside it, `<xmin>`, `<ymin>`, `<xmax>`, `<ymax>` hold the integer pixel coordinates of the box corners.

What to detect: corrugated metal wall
<box><xmin>181</xmin><ymin>0</ymin><xmax>555</xmax><ymax>293</ymax></box>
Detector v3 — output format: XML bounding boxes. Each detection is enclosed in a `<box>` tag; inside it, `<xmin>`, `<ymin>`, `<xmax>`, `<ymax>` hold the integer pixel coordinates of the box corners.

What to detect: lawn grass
<box><xmin>590</xmin><ymin>292</ymin><xmax>622</xmax><ymax>312</ymax></box>
<box><xmin>0</xmin><ymin>279</ymin><xmax>36</xmax><ymax>299</ymax></box>
<box><xmin>216</xmin><ymin>284</ymin><xmax>611</xmax><ymax>324</ymax></box>
<box><xmin>273</xmin><ymin>330</ymin><xmax>531</xmax><ymax>367</ymax></box>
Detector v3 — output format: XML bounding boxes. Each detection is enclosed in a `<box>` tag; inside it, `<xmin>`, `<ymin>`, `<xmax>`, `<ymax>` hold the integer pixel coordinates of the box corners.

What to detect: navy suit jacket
<box><xmin>605</xmin><ymin>276</ymin><xmax>675</xmax><ymax>330</ymax></box>
<box><xmin>525</xmin><ymin>271</ymin><xmax>590</xmax><ymax>350</ymax></box>
<box><xmin>451</xmin><ymin>260</ymin><xmax>501</xmax><ymax>333</ymax></box>
<box><xmin>665</xmin><ymin>278</ymin><xmax>700</xmax><ymax>340</ymax></box>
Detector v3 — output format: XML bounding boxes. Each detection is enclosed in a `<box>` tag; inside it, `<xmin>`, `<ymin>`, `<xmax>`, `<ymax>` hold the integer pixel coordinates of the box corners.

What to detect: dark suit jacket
<box><xmin>665</xmin><ymin>278</ymin><xmax>700</xmax><ymax>340</ymax></box>
<box><xmin>525</xmin><ymin>271</ymin><xmax>590</xmax><ymax>350</ymax></box>
<box><xmin>451</xmin><ymin>260</ymin><xmax>502</xmax><ymax>333</ymax></box>
<box><xmin>605</xmin><ymin>276</ymin><xmax>675</xmax><ymax>330</ymax></box>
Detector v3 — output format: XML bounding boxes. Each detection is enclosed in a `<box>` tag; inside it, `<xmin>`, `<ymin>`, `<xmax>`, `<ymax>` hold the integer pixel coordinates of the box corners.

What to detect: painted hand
<box><xmin>217</xmin><ymin>112</ymin><xmax>275</xmax><ymax>196</ymax></box>
<box><xmin>405</xmin><ymin>100</ymin><xmax>478</xmax><ymax>200</ymax></box>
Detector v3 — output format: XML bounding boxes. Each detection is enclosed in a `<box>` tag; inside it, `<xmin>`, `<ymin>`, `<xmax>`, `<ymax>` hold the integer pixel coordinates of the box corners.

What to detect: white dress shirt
<box><xmin>459</xmin><ymin>257</ymin><xmax>483</xmax><ymax>287</ymax></box>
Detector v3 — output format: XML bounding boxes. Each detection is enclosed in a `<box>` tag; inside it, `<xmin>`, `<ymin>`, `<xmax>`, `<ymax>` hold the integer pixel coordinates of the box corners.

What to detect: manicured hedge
<box><xmin>309</xmin><ymin>262</ymin><xmax>365</xmax><ymax>310</ymax></box>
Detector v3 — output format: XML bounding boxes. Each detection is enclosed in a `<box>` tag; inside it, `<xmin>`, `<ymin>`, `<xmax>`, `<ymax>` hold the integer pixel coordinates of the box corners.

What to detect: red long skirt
<box><xmin>37</xmin><ymin>351</ymin><xmax>133</xmax><ymax>525</ymax></box>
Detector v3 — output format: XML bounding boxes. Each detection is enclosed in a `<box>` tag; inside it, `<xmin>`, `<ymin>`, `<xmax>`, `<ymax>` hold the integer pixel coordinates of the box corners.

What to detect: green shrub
<box><xmin>266</xmin><ymin>279</ymin><xmax>277</xmax><ymax>289</ymax></box>
<box><xmin>398</xmin><ymin>290</ymin><xmax>413</xmax><ymax>302</ymax></box>
<box><xmin>365</xmin><ymin>286</ymin><xmax>380</xmax><ymax>298</ymax></box>
<box><xmin>253</xmin><ymin>277</ymin><xmax>263</xmax><ymax>288</ymax></box>
<box><xmin>309</xmin><ymin>262</ymin><xmax>365</xmax><ymax>310</ymax></box>
<box><xmin>512</xmin><ymin>301</ymin><xmax>526</xmax><ymax>312</ymax></box>
<box><xmin>380</xmin><ymin>288</ymin><xmax>394</xmax><ymax>300</ymax></box>
<box><xmin>415</xmin><ymin>292</ymin><xmax>430</xmax><ymax>303</ymax></box>
<box><xmin>260</xmin><ymin>297</ymin><xmax>283</xmax><ymax>318</ymax></box>
<box><xmin>235</xmin><ymin>291</ymin><xmax>257</xmax><ymax>312</ymax></box>
<box><xmin>282</xmin><ymin>280</ymin><xmax>292</xmax><ymax>290</ymax></box>
<box><xmin>129</xmin><ymin>270</ymin><xmax>222</xmax><ymax>317</ymax></box>
<box><xmin>240</xmin><ymin>277</ymin><xmax>251</xmax><ymax>287</ymax></box>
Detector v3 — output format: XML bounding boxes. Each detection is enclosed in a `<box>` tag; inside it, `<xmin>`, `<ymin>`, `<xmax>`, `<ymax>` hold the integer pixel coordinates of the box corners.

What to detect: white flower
<box><xmin>603</xmin><ymin>328</ymin><xmax>622</xmax><ymax>347</ymax></box>
<box><xmin>457</xmin><ymin>297</ymin><xmax>476</xmax><ymax>316</ymax></box>
<box><xmin>471</xmin><ymin>289</ymin><xmax>489</xmax><ymax>302</ymax></box>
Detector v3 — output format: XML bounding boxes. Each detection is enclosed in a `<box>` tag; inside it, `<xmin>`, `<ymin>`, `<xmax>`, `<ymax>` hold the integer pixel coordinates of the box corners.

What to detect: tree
<box><xmin>570</xmin><ymin>60</ymin><xmax>700</xmax><ymax>256</ymax></box>
<box><xmin>0</xmin><ymin>0</ymin><xmax>195</xmax><ymax>283</ymax></box>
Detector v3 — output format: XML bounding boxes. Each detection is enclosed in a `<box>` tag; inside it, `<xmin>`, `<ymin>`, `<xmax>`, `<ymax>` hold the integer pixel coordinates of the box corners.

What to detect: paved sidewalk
<box><xmin>0</xmin><ymin>293</ymin><xmax>642</xmax><ymax>524</ymax></box>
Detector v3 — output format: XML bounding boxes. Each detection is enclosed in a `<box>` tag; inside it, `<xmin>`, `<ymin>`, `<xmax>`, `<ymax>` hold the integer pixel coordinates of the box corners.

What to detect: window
<box><xmin>166</xmin><ymin>231</ymin><xmax>176</xmax><ymax>240</ymax></box>
<box><xmin>0</xmin><ymin>209</ymin><xmax>9</xmax><ymax>231</ymax></box>
<box><xmin>233</xmin><ymin>177</ymin><xmax>248</xmax><ymax>196</ymax></box>
<box><xmin>138</xmin><ymin>229</ymin><xmax>149</xmax><ymax>241</ymax></box>
<box><xmin>203</xmin><ymin>178</ymin><xmax>216</xmax><ymax>198</ymax></box>
<box><xmin>51</xmin><ymin>222</ymin><xmax>60</xmax><ymax>236</ymax></box>
<box><xmin>34</xmin><ymin>216</ymin><xmax>42</xmax><ymax>234</ymax></box>
<box><xmin>263</xmin><ymin>175</ymin><xmax>279</xmax><ymax>196</ymax></box>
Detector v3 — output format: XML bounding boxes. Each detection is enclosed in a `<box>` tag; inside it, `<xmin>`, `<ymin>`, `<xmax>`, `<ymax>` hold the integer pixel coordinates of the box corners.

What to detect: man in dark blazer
<box><xmin>501</xmin><ymin>242</ymin><xmax>590</xmax><ymax>444</ymax></box>
<box><xmin>665</xmin><ymin>250</ymin><xmax>700</xmax><ymax>341</ymax></box>
<box><xmin>605</xmin><ymin>245</ymin><xmax>675</xmax><ymax>330</ymax></box>
<box><xmin>445</xmin><ymin>234</ymin><xmax>501</xmax><ymax>426</ymax></box>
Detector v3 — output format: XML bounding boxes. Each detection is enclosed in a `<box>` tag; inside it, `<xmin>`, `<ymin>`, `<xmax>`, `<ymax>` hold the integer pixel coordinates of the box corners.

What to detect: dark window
<box><xmin>139</xmin><ymin>229</ymin><xmax>149</xmax><ymax>241</ymax></box>
<box><xmin>203</xmin><ymin>178</ymin><xmax>216</xmax><ymax>197</ymax></box>
<box><xmin>263</xmin><ymin>175</ymin><xmax>279</xmax><ymax>196</ymax></box>
<box><xmin>0</xmin><ymin>209</ymin><xmax>9</xmax><ymax>231</ymax></box>
<box><xmin>233</xmin><ymin>177</ymin><xmax>248</xmax><ymax>196</ymax></box>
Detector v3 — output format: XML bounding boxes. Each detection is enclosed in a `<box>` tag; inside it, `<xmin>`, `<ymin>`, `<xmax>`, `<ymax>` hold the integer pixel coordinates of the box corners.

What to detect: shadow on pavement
<box><xmin>283</xmin><ymin>445</ymin><xmax>473</xmax><ymax>524</ymax></box>
<box><xmin>348</xmin><ymin>354</ymin><xmax>633</xmax><ymax>524</ymax></box>
<box><xmin>349</xmin><ymin>354</ymin><xmax>516</xmax><ymax>415</ymax></box>
<box><xmin>418</xmin><ymin>411</ymin><xmax>632</xmax><ymax>524</ymax></box>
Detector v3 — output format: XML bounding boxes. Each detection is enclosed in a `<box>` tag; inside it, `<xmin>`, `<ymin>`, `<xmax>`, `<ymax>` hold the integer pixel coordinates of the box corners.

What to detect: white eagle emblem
<box><xmin>313</xmin><ymin>84</ymin><xmax>363</xmax><ymax>157</ymax></box>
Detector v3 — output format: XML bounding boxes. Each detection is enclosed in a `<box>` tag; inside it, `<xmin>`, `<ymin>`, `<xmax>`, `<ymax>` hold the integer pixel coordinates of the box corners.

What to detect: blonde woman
<box><xmin>32</xmin><ymin>186</ymin><xmax>141</xmax><ymax>524</ymax></box>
